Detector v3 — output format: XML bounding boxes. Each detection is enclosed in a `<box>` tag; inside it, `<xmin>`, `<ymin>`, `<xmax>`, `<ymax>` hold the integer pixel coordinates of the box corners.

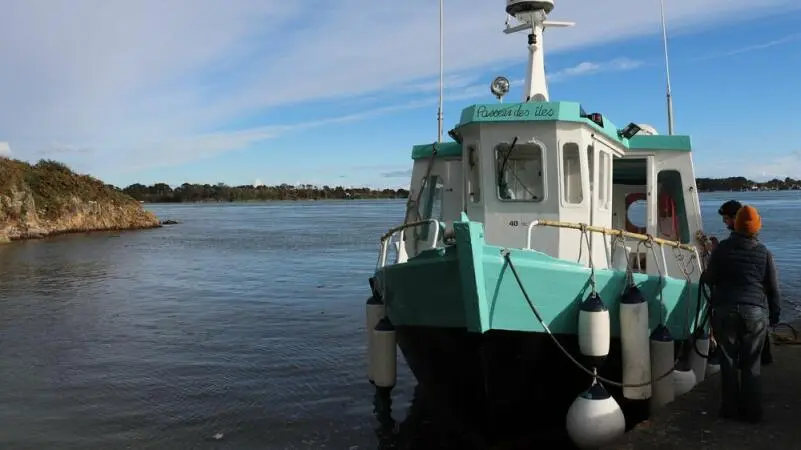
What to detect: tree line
<box><xmin>695</xmin><ymin>177</ymin><xmax>801</xmax><ymax>192</ymax></box>
<box><xmin>116</xmin><ymin>177</ymin><xmax>801</xmax><ymax>203</ymax></box>
<box><xmin>119</xmin><ymin>182</ymin><xmax>410</xmax><ymax>203</ymax></box>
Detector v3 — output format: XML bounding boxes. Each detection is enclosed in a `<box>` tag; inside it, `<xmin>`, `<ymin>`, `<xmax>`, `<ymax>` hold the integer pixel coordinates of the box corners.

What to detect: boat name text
<box><xmin>475</xmin><ymin>105</ymin><xmax>555</xmax><ymax>119</ymax></box>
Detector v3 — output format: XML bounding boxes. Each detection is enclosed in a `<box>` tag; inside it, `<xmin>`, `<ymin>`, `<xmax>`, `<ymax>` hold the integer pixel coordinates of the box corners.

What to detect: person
<box><xmin>701</xmin><ymin>205</ymin><xmax>781</xmax><ymax>423</ymax></box>
<box><xmin>706</xmin><ymin>200</ymin><xmax>742</xmax><ymax>249</ymax></box>
<box><xmin>710</xmin><ymin>199</ymin><xmax>774</xmax><ymax>365</ymax></box>
<box><xmin>718</xmin><ymin>199</ymin><xmax>742</xmax><ymax>231</ymax></box>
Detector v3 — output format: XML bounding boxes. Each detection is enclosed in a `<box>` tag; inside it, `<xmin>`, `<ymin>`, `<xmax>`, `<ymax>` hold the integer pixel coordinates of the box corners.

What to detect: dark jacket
<box><xmin>701</xmin><ymin>232</ymin><xmax>781</xmax><ymax>318</ymax></box>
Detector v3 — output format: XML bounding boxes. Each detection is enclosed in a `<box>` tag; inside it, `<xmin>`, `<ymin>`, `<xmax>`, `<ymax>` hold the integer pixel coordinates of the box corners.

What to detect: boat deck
<box><xmin>599</xmin><ymin>320</ymin><xmax>801</xmax><ymax>450</ymax></box>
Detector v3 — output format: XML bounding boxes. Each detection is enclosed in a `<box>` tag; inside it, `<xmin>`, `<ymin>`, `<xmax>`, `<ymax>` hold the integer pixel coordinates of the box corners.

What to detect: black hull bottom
<box><xmin>395</xmin><ymin>325</ymin><xmax>667</xmax><ymax>445</ymax></box>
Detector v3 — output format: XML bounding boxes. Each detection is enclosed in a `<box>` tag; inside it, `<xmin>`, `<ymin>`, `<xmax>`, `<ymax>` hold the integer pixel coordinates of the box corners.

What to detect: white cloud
<box><xmin>738</xmin><ymin>151</ymin><xmax>801</xmax><ymax>181</ymax></box>
<box><xmin>687</xmin><ymin>33</ymin><xmax>800</xmax><ymax>62</ymax></box>
<box><xmin>696</xmin><ymin>150</ymin><xmax>801</xmax><ymax>181</ymax></box>
<box><xmin>548</xmin><ymin>58</ymin><xmax>644</xmax><ymax>82</ymax></box>
<box><xmin>0</xmin><ymin>142</ymin><xmax>10</xmax><ymax>157</ymax></box>
<box><xmin>1</xmin><ymin>0</ymin><xmax>798</xmax><ymax>176</ymax></box>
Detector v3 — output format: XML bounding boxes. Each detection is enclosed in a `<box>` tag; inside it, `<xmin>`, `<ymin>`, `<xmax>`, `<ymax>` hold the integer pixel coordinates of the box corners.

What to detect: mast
<box><xmin>659</xmin><ymin>0</ymin><xmax>675</xmax><ymax>135</ymax></box>
<box><xmin>437</xmin><ymin>0</ymin><xmax>444</xmax><ymax>142</ymax></box>
<box><xmin>504</xmin><ymin>1</ymin><xmax>574</xmax><ymax>102</ymax></box>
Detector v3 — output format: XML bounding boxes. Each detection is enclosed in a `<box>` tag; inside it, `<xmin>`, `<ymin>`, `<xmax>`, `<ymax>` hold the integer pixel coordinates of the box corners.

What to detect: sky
<box><xmin>1</xmin><ymin>0</ymin><xmax>800</xmax><ymax>189</ymax></box>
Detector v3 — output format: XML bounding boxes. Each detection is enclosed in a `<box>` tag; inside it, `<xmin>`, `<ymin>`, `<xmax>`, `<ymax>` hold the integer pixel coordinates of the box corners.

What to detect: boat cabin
<box><xmin>400</xmin><ymin>101</ymin><xmax>702</xmax><ymax>280</ymax></box>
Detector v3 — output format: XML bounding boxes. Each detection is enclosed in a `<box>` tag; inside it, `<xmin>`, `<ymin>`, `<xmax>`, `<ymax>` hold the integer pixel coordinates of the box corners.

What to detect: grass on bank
<box><xmin>0</xmin><ymin>157</ymin><xmax>136</xmax><ymax>220</ymax></box>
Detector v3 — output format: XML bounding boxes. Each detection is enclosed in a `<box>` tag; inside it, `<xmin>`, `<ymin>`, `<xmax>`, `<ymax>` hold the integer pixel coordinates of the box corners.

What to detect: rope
<box><xmin>502</xmin><ymin>250</ymin><xmax>688</xmax><ymax>389</ymax></box>
<box><xmin>772</xmin><ymin>323</ymin><xmax>801</xmax><ymax>345</ymax></box>
<box><xmin>645</xmin><ymin>237</ymin><xmax>668</xmax><ymax>326</ymax></box>
<box><xmin>579</xmin><ymin>225</ymin><xmax>597</xmax><ymax>293</ymax></box>
<box><xmin>691</xmin><ymin>280</ymin><xmax>713</xmax><ymax>359</ymax></box>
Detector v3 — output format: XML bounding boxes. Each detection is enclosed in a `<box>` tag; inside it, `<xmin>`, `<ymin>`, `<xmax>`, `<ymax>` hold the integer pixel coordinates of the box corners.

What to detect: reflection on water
<box><xmin>0</xmin><ymin>192</ymin><xmax>798</xmax><ymax>449</ymax></box>
<box><xmin>373</xmin><ymin>385</ymin><xmax>488</xmax><ymax>450</ymax></box>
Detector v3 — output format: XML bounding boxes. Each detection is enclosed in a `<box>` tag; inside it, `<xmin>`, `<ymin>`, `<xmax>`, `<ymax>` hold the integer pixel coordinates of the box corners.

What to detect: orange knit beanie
<box><xmin>734</xmin><ymin>205</ymin><xmax>762</xmax><ymax>236</ymax></box>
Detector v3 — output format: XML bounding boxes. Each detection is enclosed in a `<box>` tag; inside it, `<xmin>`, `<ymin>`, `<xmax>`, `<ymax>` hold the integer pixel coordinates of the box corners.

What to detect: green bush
<box><xmin>0</xmin><ymin>157</ymin><xmax>136</xmax><ymax>219</ymax></box>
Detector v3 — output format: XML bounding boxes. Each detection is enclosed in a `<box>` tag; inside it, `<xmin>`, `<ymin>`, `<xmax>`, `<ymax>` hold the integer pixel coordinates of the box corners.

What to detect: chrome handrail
<box><xmin>376</xmin><ymin>219</ymin><xmax>442</xmax><ymax>269</ymax></box>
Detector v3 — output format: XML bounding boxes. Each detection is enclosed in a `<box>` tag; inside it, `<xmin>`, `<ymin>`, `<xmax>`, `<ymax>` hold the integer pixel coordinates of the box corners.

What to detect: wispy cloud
<box><xmin>549</xmin><ymin>58</ymin><xmax>644</xmax><ymax>82</ymax></box>
<box><xmin>687</xmin><ymin>33</ymin><xmax>801</xmax><ymax>62</ymax></box>
<box><xmin>1</xmin><ymin>0</ymin><xmax>798</xmax><ymax>178</ymax></box>
<box><xmin>33</xmin><ymin>143</ymin><xmax>93</xmax><ymax>157</ymax></box>
<box><xmin>742</xmin><ymin>151</ymin><xmax>801</xmax><ymax>181</ymax></box>
<box><xmin>698</xmin><ymin>150</ymin><xmax>801</xmax><ymax>181</ymax></box>
<box><xmin>382</xmin><ymin>169</ymin><xmax>414</xmax><ymax>178</ymax></box>
<box><xmin>0</xmin><ymin>142</ymin><xmax>10</xmax><ymax>157</ymax></box>
<box><xmin>504</xmin><ymin>58</ymin><xmax>644</xmax><ymax>90</ymax></box>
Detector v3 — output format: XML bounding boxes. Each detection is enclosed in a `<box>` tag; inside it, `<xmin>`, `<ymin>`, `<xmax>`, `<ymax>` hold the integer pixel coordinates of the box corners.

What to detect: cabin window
<box><xmin>495</xmin><ymin>142</ymin><xmax>545</xmax><ymax>202</ymax></box>
<box><xmin>467</xmin><ymin>145</ymin><xmax>481</xmax><ymax>203</ymax></box>
<box><xmin>417</xmin><ymin>175</ymin><xmax>444</xmax><ymax>241</ymax></box>
<box><xmin>657</xmin><ymin>170</ymin><xmax>690</xmax><ymax>243</ymax></box>
<box><xmin>561</xmin><ymin>143</ymin><xmax>583</xmax><ymax>204</ymax></box>
<box><xmin>586</xmin><ymin>146</ymin><xmax>595</xmax><ymax>193</ymax></box>
<box><xmin>598</xmin><ymin>150</ymin><xmax>611</xmax><ymax>209</ymax></box>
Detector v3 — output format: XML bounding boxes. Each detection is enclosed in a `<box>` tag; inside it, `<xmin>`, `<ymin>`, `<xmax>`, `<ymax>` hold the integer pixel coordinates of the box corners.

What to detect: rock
<box><xmin>160</xmin><ymin>219</ymin><xmax>179</xmax><ymax>225</ymax></box>
<box><xmin>0</xmin><ymin>158</ymin><xmax>161</xmax><ymax>241</ymax></box>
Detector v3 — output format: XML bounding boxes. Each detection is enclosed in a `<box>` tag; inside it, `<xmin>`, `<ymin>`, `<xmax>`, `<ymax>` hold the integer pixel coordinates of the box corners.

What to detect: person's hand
<box><xmin>769</xmin><ymin>312</ymin><xmax>780</xmax><ymax>326</ymax></box>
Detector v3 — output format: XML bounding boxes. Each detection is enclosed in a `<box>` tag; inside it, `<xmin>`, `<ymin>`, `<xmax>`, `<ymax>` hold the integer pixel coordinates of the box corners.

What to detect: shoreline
<box><xmin>137</xmin><ymin>189</ymin><xmax>800</xmax><ymax>205</ymax></box>
<box><xmin>141</xmin><ymin>197</ymin><xmax>406</xmax><ymax>205</ymax></box>
<box><xmin>1</xmin><ymin>223</ymin><xmax>163</xmax><ymax>243</ymax></box>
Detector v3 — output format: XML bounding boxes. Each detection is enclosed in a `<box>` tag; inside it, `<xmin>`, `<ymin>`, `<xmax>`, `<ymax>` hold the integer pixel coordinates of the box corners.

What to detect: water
<box><xmin>0</xmin><ymin>192</ymin><xmax>799</xmax><ymax>449</ymax></box>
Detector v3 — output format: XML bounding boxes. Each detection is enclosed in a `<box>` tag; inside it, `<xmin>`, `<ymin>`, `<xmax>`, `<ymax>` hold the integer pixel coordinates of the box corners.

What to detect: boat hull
<box><xmin>395</xmin><ymin>324</ymin><xmax>662</xmax><ymax>444</ymax></box>
<box><xmin>372</xmin><ymin>218</ymin><xmax>704</xmax><ymax>443</ymax></box>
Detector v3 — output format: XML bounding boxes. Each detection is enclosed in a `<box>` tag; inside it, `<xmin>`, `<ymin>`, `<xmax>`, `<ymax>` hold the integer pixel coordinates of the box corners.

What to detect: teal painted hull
<box><xmin>373</xmin><ymin>217</ymin><xmax>705</xmax><ymax>442</ymax></box>
<box><xmin>376</xmin><ymin>218</ymin><xmax>704</xmax><ymax>340</ymax></box>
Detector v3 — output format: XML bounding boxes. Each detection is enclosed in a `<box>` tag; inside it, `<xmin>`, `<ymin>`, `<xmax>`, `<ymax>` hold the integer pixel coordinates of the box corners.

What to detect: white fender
<box><xmin>688</xmin><ymin>330</ymin><xmax>710</xmax><ymax>384</ymax></box>
<box><xmin>620</xmin><ymin>284</ymin><xmax>652</xmax><ymax>400</ymax></box>
<box><xmin>649</xmin><ymin>324</ymin><xmax>675</xmax><ymax>411</ymax></box>
<box><xmin>578</xmin><ymin>293</ymin><xmax>610</xmax><ymax>365</ymax></box>
<box><xmin>673</xmin><ymin>365</ymin><xmax>697</xmax><ymax>397</ymax></box>
<box><xmin>365</xmin><ymin>280</ymin><xmax>386</xmax><ymax>382</ymax></box>
<box><xmin>566</xmin><ymin>381</ymin><xmax>626</xmax><ymax>449</ymax></box>
<box><xmin>372</xmin><ymin>317</ymin><xmax>397</xmax><ymax>388</ymax></box>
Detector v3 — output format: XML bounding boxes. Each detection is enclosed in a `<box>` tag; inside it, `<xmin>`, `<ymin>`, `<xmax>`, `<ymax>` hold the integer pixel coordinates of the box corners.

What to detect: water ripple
<box><xmin>0</xmin><ymin>195</ymin><xmax>797</xmax><ymax>449</ymax></box>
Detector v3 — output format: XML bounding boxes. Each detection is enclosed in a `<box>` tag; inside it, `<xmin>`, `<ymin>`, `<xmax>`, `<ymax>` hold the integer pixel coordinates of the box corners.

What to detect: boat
<box><xmin>366</xmin><ymin>0</ymin><xmax>710</xmax><ymax>444</ymax></box>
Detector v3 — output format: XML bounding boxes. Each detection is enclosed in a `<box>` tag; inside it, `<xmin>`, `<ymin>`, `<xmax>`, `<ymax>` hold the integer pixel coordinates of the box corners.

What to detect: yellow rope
<box><xmin>534</xmin><ymin>219</ymin><xmax>697</xmax><ymax>252</ymax></box>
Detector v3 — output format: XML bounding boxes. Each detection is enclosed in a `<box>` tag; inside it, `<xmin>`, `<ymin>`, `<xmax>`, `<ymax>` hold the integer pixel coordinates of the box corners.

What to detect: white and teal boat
<box><xmin>366</xmin><ymin>0</ymin><xmax>710</xmax><ymax>445</ymax></box>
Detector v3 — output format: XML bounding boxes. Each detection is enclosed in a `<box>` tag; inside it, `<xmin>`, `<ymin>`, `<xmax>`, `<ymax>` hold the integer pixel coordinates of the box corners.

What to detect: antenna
<box><xmin>504</xmin><ymin>1</ymin><xmax>574</xmax><ymax>102</ymax></box>
<box><xmin>437</xmin><ymin>0</ymin><xmax>444</xmax><ymax>143</ymax></box>
<box><xmin>659</xmin><ymin>0</ymin><xmax>674</xmax><ymax>135</ymax></box>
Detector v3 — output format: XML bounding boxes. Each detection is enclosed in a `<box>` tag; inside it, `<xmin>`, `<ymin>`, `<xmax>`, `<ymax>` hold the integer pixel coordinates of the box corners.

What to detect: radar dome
<box><xmin>506</xmin><ymin>0</ymin><xmax>555</xmax><ymax>17</ymax></box>
<box><xmin>637</xmin><ymin>124</ymin><xmax>659</xmax><ymax>136</ymax></box>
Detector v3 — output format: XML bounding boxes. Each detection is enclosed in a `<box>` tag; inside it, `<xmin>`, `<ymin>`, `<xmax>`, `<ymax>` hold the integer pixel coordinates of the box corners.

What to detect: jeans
<box><xmin>711</xmin><ymin>304</ymin><xmax>769</xmax><ymax>421</ymax></box>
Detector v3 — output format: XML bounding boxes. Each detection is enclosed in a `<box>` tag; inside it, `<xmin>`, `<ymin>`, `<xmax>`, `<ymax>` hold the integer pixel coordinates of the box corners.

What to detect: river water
<box><xmin>0</xmin><ymin>192</ymin><xmax>798</xmax><ymax>449</ymax></box>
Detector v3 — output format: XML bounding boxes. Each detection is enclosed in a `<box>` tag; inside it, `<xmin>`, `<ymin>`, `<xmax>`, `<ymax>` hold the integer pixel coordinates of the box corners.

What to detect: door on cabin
<box><xmin>411</xmin><ymin>174</ymin><xmax>444</xmax><ymax>255</ymax></box>
<box><xmin>464</xmin><ymin>143</ymin><xmax>485</xmax><ymax>224</ymax></box>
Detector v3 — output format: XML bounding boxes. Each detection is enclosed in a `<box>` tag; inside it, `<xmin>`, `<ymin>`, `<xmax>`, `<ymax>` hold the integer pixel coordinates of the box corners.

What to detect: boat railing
<box><xmin>525</xmin><ymin>219</ymin><xmax>703</xmax><ymax>276</ymax></box>
<box><xmin>376</xmin><ymin>219</ymin><xmax>442</xmax><ymax>269</ymax></box>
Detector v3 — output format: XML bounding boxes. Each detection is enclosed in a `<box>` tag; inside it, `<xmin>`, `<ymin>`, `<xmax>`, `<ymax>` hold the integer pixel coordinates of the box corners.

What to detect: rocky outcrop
<box><xmin>0</xmin><ymin>158</ymin><xmax>160</xmax><ymax>242</ymax></box>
